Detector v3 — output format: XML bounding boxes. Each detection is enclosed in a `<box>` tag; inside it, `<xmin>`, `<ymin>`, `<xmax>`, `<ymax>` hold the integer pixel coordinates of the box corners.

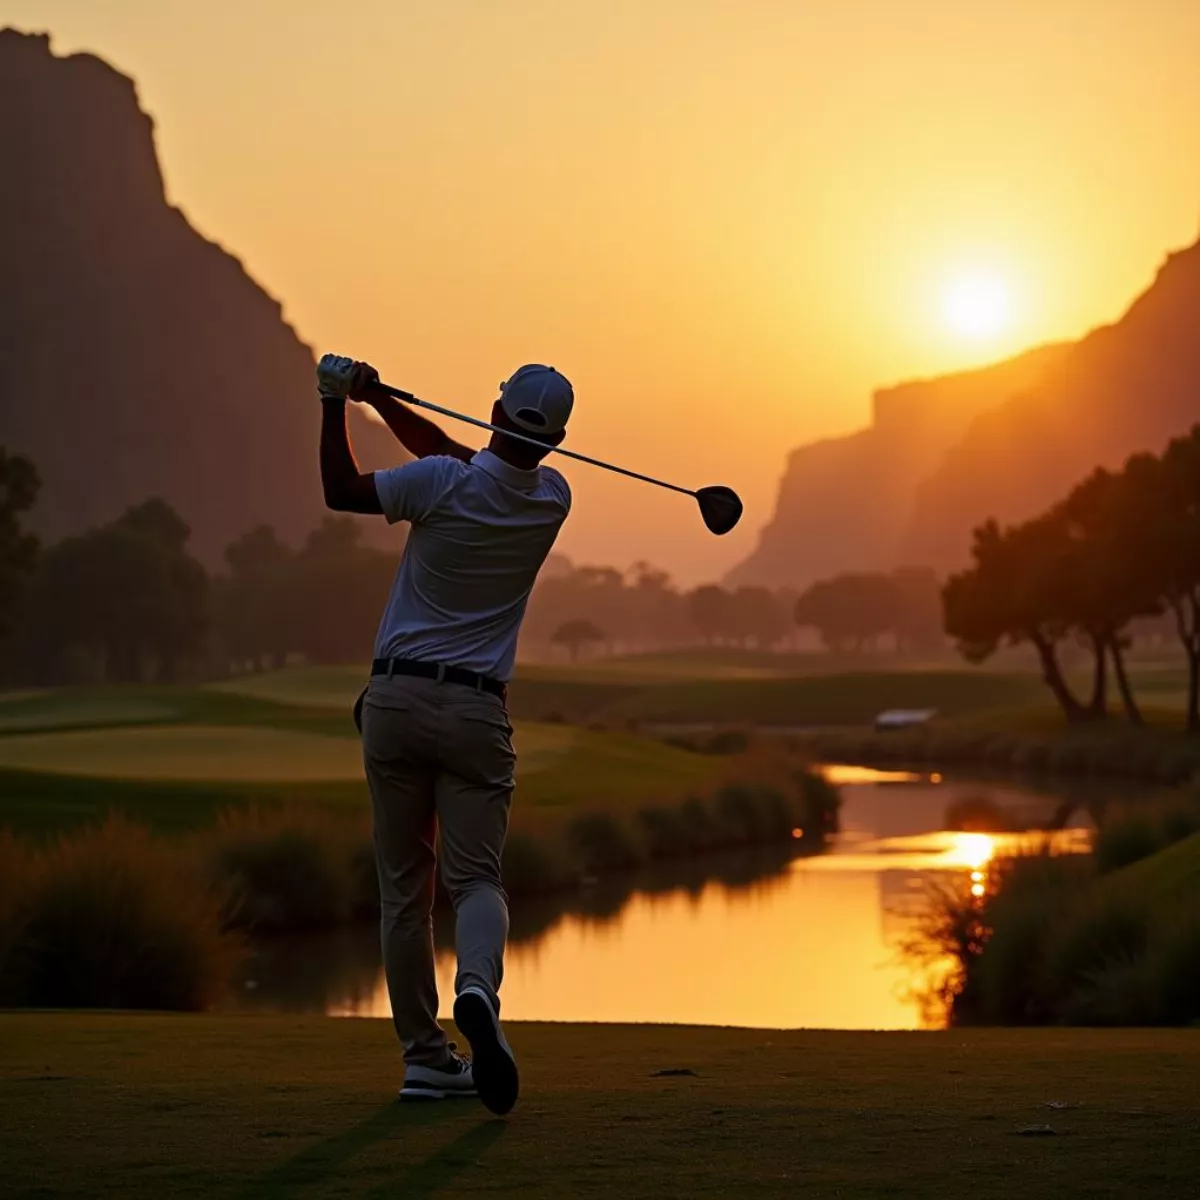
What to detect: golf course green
<box><xmin>2</xmin><ymin>1014</ymin><xmax>1198</xmax><ymax>1198</ymax></box>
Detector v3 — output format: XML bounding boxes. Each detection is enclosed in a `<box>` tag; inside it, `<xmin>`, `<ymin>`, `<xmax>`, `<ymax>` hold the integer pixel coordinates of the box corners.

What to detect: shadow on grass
<box><xmin>237</xmin><ymin>1101</ymin><xmax>505</xmax><ymax>1199</ymax></box>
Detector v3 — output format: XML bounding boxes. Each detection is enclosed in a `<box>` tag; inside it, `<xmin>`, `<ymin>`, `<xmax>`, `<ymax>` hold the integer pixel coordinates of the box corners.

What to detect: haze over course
<box><xmin>10</xmin><ymin>0</ymin><xmax>1200</xmax><ymax>581</ymax></box>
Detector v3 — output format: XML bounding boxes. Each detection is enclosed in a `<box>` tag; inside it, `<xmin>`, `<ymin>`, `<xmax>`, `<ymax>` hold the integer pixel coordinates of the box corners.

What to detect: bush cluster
<box><xmin>0</xmin><ymin>818</ymin><xmax>235</xmax><ymax>1010</ymax></box>
<box><xmin>0</xmin><ymin>762</ymin><xmax>839</xmax><ymax>1010</ymax></box>
<box><xmin>929</xmin><ymin>791</ymin><xmax>1200</xmax><ymax>1026</ymax></box>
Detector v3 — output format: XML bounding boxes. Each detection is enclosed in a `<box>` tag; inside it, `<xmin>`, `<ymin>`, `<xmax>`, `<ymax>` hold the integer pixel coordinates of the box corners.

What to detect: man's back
<box><xmin>373</xmin><ymin>448</ymin><xmax>571</xmax><ymax>680</ymax></box>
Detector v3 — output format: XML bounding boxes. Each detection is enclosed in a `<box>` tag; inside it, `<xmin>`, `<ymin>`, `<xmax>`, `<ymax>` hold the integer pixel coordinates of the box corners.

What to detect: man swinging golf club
<box><xmin>316</xmin><ymin>353</ymin><xmax>575</xmax><ymax>1115</ymax></box>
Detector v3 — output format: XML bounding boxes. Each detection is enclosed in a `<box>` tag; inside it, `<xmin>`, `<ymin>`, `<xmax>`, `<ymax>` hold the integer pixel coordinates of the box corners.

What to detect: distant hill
<box><xmin>0</xmin><ymin>29</ymin><xmax>399</xmax><ymax>561</ymax></box>
<box><xmin>726</xmin><ymin>344</ymin><xmax>1067</xmax><ymax>589</ymax></box>
<box><xmin>730</xmin><ymin>234</ymin><xmax>1200</xmax><ymax>589</ymax></box>
<box><xmin>901</xmin><ymin>239</ymin><xmax>1200</xmax><ymax>570</ymax></box>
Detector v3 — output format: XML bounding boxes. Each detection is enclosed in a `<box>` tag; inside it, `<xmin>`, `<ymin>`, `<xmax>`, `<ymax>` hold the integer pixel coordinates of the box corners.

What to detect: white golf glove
<box><xmin>316</xmin><ymin>353</ymin><xmax>356</xmax><ymax>400</ymax></box>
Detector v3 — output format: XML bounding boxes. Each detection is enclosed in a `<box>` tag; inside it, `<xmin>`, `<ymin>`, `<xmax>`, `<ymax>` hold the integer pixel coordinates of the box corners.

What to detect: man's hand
<box><xmin>347</xmin><ymin>361</ymin><xmax>382</xmax><ymax>402</ymax></box>
<box><xmin>317</xmin><ymin>353</ymin><xmax>356</xmax><ymax>400</ymax></box>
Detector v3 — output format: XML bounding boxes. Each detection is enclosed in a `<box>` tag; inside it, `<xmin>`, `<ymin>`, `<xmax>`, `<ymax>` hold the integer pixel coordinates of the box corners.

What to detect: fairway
<box><xmin>2</xmin><ymin>1014</ymin><xmax>1198</xmax><ymax>1198</ymax></box>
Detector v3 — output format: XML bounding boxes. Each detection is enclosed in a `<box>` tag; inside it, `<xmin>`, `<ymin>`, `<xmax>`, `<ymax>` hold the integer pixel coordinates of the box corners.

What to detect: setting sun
<box><xmin>941</xmin><ymin>270</ymin><xmax>1013</xmax><ymax>340</ymax></box>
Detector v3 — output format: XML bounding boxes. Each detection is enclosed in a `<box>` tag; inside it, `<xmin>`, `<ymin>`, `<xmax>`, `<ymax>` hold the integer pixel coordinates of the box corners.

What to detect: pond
<box><xmin>229</xmin><ymin>766</ymin><xmax>1099</xmax><ymax>1029</ymax></box>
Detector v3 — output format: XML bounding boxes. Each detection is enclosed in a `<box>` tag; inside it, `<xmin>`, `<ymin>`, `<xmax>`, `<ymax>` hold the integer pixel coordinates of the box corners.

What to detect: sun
<box><xmin>941</xmin><ymin>269</ymin><xmax>1012</xmax><ymax>340</ymax></box>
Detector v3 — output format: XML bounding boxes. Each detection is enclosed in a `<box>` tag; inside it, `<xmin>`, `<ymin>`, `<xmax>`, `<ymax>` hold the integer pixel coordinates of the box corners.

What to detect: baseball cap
<box><xmin>498</xmin><ymin>365</ymin><xmax>574</xmax><ymax>437</ymax></box>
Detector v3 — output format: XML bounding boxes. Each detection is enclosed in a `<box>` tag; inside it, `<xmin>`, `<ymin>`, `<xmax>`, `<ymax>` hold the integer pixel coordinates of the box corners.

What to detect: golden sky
<box><xmin>10</xmin><ymin>0</ymin><xmax>1200</xmax><ymax>582</ymax></box>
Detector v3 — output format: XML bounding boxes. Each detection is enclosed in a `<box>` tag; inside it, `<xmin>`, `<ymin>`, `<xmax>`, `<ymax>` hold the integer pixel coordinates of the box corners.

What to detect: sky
<box><xmin>7</xmin><ymin>0</ymin><xmax>1200</xmax><ymax>582</ymax></box>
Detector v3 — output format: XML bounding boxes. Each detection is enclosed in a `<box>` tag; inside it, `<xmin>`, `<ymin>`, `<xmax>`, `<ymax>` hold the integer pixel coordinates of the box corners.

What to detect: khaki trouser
<box><xmin>360</xmin><ymin>675</ymin><xmax>515</xmax><ymax>1067</ymax></box>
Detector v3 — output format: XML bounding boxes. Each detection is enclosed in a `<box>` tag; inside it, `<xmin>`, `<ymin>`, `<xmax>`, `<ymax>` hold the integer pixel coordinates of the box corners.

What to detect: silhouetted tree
<box><xmin>1140</xmin><ymin>431</ymin><xmax>1200</xmax><ymax>731</ymax></box>
<box><xmin>688</xmin><ymin>585</ymin><xmax>733</xmax><ymax>645</ymax></box>
<box><xmin>551</xmin><ymin>618</ymin><xmax>607</xmax><ymax>662</ymax></box>
<box><xmin>27</xmin><ymin>499</ymin><xmax>207</xmax><ymax>682</ymax></box>
<box><xmin>943</xmin><ymin>515</ymin><xmax>1088</xmax><ymax>722</ymax></box>
<box><xmin>794</xmin><ymin>573</ymin><xmax>898</xmax><ymax>652</ymax></box>
<box><xmin>217</xmin><ymin>525</ymin><xmax>294</xmax><ymax>672</ymax></box>
<box><xmin>289</xmin><ymin>517</ymin><xmax>395</xmax><ymax>664</ymax></box>
<box><xmin>0</xmin><ymin>447</ymin><xmax>40</xmax><ymax>640</ymax></box>
<box><xmin>730</xmin><ymin>586</ymin><xmax>791</xmax><ymax>648</ymax></box>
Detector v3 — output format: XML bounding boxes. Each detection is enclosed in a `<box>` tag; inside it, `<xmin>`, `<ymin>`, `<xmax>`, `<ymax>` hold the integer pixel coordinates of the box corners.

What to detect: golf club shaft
<box><xmin>376</xmin><ymin>383</ymin><xmax>695</xmax><ymax>498</ymax></box>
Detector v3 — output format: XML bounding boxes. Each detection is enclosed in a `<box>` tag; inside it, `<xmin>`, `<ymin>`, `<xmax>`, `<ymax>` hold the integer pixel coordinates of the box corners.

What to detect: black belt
<box><xmin>370</xmin><ymin>657</ymin><xmax>507</xmax><ymax>700</ymax></box>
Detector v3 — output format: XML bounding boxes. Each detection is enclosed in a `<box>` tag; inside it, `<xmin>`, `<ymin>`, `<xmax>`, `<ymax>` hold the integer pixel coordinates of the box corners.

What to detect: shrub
<box><xmin>1144</xmin><ymin>901</ymin><xmax>1200</xmax><ymax>1024</ymax></box>
<box><xmin>637</xmin><ymin>805</ymin><xmax>689</xmax><ymax>859</ymax></box>
<box><xmin>0</xmin><ymin>817</ymin><xmax>233</xmax><ymax>1010</ymax></box>
<box><xmin>566</xmin><ymin>812</ymin><xmax>644</xmax><ymax>874</ymax></box>
<box><xmin>1042</xmin><ymin>887</ymin><xmax>1154</xmax><ymax>1024</ymax></box>
<box><xmin>796</xmin><ymin>770</ymin><xmax>841</xmax><ymax>843</ymax></box>
<box><xmin>677</xmin><ymin>795</ymin><xmax>723</xmax><ymax>852</ymax></box>
<box><xmin>502</xmin><ymin>831</ymin><xmax>574</xmax><ymax>895</ymax></box>
<box><xmin>1094</xmin><ymin>792</ymin><xmax>1200</xmax><ymax>874</ymax></box>
<box><xmin>348</xmin><ymin>836</ymin><xmax>380</xmax><ymax>918</ymax></box>
<box><xmin>953</xmin><ymin>851</ymin><xmax>1093</xmax><ymax>1024</ymax></box>
<box><xmin>711</xmin><ymin>784</ymin><xmax>789</xmax><ymax>844</ymax></box>
<box><xmin>206</xmin><ymin>807</ymin><xmax>362</xmax><ymax>932</ymax></box>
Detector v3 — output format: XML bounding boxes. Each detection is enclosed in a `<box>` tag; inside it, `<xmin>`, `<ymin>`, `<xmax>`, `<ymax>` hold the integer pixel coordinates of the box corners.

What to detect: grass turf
<box><xmin>0</xmin><ymin>716</ymin><xmax>718</xmax><ymax>836</ymax></box>
<box><xmin>2</xmin><ymin>1014</ymin><xmax>1198</xmax><ymax>1198</ymax></box>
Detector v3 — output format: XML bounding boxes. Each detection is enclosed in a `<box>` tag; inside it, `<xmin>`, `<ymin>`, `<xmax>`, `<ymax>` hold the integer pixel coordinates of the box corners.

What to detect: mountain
<box><xmin>726</xmin><ymin>344</ymin><xmax>1067</xmax><ymax>589</ymax></box>
<box><xmin>0</xmin><ymin>29</ymin><xmax>399</xmax><ymax>561</ymax></box>
<box><xmin>901</xmin><ymin>238</ymin><xmax>1200</xmax><ymax>570</ymax></box>
<box><xmin>731</xmin><ymin>234</ymin><xmax>1200</xmax><ymax>589</ymax></box>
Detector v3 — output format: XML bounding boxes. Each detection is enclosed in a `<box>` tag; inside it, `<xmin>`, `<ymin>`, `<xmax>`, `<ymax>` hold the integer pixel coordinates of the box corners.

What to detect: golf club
<box><xmin>372</xmin><ymin>381</ymin><xmax>744</xmax><ymax>536</ymax></box>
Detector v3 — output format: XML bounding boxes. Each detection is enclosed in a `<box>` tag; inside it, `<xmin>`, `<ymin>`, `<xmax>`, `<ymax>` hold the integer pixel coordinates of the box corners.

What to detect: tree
<box><xmin>550</xmin><ymin>618</ymin><xmax>607</xmax><ymax>662</ymax></box>
<box><xmin>28</xmin><ymin>500</ymin><xmax>208</xmax><ymax>682</ymax></box>
<box><xmin>0</xmin><ymin>447</ymin><xmax>40</xmax><ymax>640</ymax></box>
<box><xmin>730</xmin><ymin>586</ymin><xmax>791</xmax><ymax>648</ymax></box>
<box><xmin>943</xmin><ymin>515</ymin><xmax>1089</xmax><ymax>722</ymax></box>
<box><xmin>216</xmin><ymin>525</ymin><xmax>295</xmax><ymax>672</ymax></box>
<box><xmin>794</xmin><ymin>573</ymin><xmax>898</xmax><ymax>652</ymax></box>
<box><xmin>1138</xmin><ymin>432</ymin><xmax>1200</xmax><ymax>731</ymax></box>
<box><xmin>1053</xmin><ymin>466</ymin><xmax>1162</xmax><ymax>724</ymax></box>
<box><xmin>289</xmin><ymin>517</ymin><xmax>395</xmax><ymax>664</ymax></box>
<box><xmin>688</xmin><ymin>585</ymin><xmax>734</xmax><ymax>645</ymax></box>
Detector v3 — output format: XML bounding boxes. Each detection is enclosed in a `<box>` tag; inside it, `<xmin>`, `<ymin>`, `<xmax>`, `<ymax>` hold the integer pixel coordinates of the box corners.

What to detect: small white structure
<box><xmin>873</xmin><ymin>708</ymin><xmax>938</xmax><ymax>731</ymax></box>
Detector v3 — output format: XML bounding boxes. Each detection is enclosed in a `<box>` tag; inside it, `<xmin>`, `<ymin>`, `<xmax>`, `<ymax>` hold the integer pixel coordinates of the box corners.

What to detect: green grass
<box><xmin>1109</xmin><ymin>832</ymin><xmax>1200</xmax><ymax>904</ymax></box>
<box><xmin>0</xmin><ymin>704</ymin><xmax>721</xmax><ymax>836</ymax></box>
<box><xmin>2</xmin><ymin>1015</ymin><xmax>1199</xmax><ymax>1198</ymax></box>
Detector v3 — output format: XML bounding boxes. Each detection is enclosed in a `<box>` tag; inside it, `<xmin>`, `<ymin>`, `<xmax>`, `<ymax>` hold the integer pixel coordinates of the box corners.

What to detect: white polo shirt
<box><xmin>372</xmin><ymin>450</ymin><xmax>571</xmax><ymax>681</ymax></box>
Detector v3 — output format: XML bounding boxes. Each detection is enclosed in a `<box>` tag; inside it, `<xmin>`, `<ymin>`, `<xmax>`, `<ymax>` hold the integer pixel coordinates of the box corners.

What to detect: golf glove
<box><xmin>317</xmin><ymin>354</ymin><xmax>356</xmax><ymax>400</ymax></box>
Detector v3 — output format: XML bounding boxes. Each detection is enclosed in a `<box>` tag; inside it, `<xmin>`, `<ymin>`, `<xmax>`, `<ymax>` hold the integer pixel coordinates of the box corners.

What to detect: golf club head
<box><xmin>696</xmin><ymin>485</ymin><xmax>743</xmax><ymax>536</ymax></box>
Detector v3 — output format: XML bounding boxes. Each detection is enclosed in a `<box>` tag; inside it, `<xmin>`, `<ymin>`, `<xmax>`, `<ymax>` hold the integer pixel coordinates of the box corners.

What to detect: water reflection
<box><xmin>232</xmin><ymin>767</ymin><xmax>1100</xmax><ymax>1030</ymax></box>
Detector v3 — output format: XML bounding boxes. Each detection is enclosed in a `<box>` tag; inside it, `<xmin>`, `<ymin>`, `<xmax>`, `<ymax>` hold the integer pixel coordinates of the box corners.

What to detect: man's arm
<box><xmin>361</xmin><ymin>385</ymin><xmax>475</xmax><ymax>464</ymax></box>
<box><xmin>320</xmin><ymin>397</ymin><xmax>383</xmax><ymax>514</ymax></box>
<box><xmin>350</xmin><ymin>368</ymin><xmax>474</xmax><ymax>464</ymax></box>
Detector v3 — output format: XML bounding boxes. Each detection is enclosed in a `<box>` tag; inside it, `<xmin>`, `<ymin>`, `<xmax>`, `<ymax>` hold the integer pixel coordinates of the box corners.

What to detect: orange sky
<box><xmin>10</xmin><ymin>0</ymin><xmax>1200</xmax><ymax>582</ymax></box>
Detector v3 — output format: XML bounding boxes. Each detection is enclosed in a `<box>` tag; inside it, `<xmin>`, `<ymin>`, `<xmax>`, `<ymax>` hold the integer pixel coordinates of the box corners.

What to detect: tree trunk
<box><xmin>1086</xmin><ymin>633</ymin><xmax>1108</xmax><ymax>721</ymax></box>
<box><xmin>1169</xmin><ymin>596</ymin><xmax>1200</xmax><ymax>734</ymax></box>
<box><xmin>1108</xmin><ymin>636</ymin><xmax>1143</xmax><ymax>726</ymax></box>
<box><xmin>1031</xmin><ymin>633</ymin><xmax>1086</xmax><ymax>723</ymax></box>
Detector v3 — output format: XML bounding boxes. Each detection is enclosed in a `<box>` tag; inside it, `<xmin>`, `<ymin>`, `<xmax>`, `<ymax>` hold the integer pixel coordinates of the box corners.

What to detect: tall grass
<box><xmin>0</xmin><ymin>749</ymin><xmax>840</xmax><ymax>1010</ymax></box>
<box><xmin>0</xmin><ymin>817</ymin><xmax>235</xmax><ymax>1010</ymax></box>
<box><xmin>205</xmin><ymin>806</ymin><xmax>368</xmax><ymax>932</ymax></box>
<box><xmin>1094</xmin><ymin>791</ymin><xmax>1200</xmax><ymax>873</ymax></box>
<box><xmin>927</xmin><ymin>838</ymin><xmax>1200</xmax><ymax>1027</ymax></box>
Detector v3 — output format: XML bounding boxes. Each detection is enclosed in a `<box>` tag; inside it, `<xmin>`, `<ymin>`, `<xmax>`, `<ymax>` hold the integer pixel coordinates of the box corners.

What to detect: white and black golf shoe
<box><xmin>453</xmin><ymin>986</ymin><xmax>519</xmax><ymax>1115</ymax></box>
<box><xmin>398</xmin><ymin>1048</ymin><xmax>476</xmax><ymax>1101</ymax></box>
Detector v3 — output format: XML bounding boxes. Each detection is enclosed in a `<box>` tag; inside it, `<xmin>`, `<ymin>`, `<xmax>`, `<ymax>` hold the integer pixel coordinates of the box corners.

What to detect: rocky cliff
<box><xmin>726</xmin><ymin>344</ymin><xmax>1067</xmax><ymax>588</ymax></box>
<box><xmin>731</xmin><ymin>234</ymin><xmax>1200</xmax><ymax>589</ymax></box>
<box><xmin>901</xmin><ymin>239</ymin><xmax>1200</xmax><ymax>570</ymax></box>
<box><xmin>0</xmin><ymin>29</ymin><xmax>397</xmax><ymax>560</ymax></box>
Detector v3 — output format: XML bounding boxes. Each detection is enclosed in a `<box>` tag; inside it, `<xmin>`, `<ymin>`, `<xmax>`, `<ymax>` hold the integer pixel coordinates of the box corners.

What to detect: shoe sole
<box><xmin>454</xmin><ymin>991</ymin><xmax>519</xmax><ymax>1115</ymax></box>
<box><xmin>398</xmin><ymin>1086</ymin><xmax>476</xmax><ymax>1102</ymax></box>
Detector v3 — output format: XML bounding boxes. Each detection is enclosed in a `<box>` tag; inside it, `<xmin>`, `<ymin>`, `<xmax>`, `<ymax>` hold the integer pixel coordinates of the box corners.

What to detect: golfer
<box><xmin>316</xmin><ymin>354</ymin><xmax>574</xmax><ymax>1115</ymax></box>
